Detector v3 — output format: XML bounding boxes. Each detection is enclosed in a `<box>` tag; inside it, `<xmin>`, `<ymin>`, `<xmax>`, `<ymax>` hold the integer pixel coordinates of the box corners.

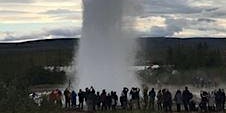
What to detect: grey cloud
<box><xmin>147</xmin><ymin>18</ymin><xmax>188</xmax><ymax>37</ymax></box>
<box><xmin>205</xmin><ymin>8</ymin><xmax>219</xmax><ymax>12</ymax></box>
<box><xmin>0</xmin><ymin>10</ymin><xmax>29</xmax><ymax>14</ymax></box>
<box><xmin>40</xmin><ymin>9</ymin><xmax>80</xmax><ymax>15</ymax></box>
<box><xmin>143</xmin><ymin>0</ymin><xmax>203</xmax><ymax>15</ymax></box>
<box><xmin>46</xmin><ymin>27</ymin><xmax>81</xmax><ymax>37</ymax></box>
<box><xmin>1</xmin><ymin>26</ymin><xmax>81</xmax><ymax>42</ymax></box>
<box><xmin>197</xmin><ymin>18</ymin><xmax>216</xmax><ymax>23</ymax></box>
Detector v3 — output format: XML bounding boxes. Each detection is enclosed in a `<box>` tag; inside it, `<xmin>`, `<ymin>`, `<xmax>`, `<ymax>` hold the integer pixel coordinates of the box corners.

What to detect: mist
<box><xmin>74</xmin><ymin>0</ymin><xmax>140</xmax><ymax>91</ymax></box>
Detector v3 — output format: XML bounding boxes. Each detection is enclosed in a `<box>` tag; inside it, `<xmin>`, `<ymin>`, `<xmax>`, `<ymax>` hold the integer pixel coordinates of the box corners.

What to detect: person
<box><xmin>90</xmin><ymin>87</ymin><xmax>96</xmax><ymax>111</ymax></box>
<box><xmin>199</xmin><ymin>91</ymin><xmax>209</xmax><ymax>112</ymax></box>
<box><xmin>130</xmin><ymin>87</ymin><xmax>140</xmax><ymax>110</ymax></box>
<box><xmin>86</xmin><ymin>88</ymin><xmax>93</xmax><ymax>111</ymax></box>
<box><xmin>106</xmin><ymin>93</ymin><xmax>112</xmax><ymax>110</ymax></box>
<box><xmin>136</xmin><ymin>88</ymin><xmax>141</xmax><ymax>109</ymax></box>
<box><xmin>64</xmin><ymin>88</ymin><xmax>71</xmax><ymax>108</ymax></box>
<box><xmin>208</xmin><ymin>91</ymin><xmax>215</xmax><ymax>112</ymax></box>
<box><xmin>122</xmin><ymin>87</ymin><xmax>129</xmax><ymax>109</ymax></box>
<box><xmin>215</xmin><ymin>89</ymin><xmax>222</xmax><ymax>111</ymax></box>
<box><xmin>174</xmin><ymin>90</ymin><xmax>183</xmax><ymax>112</ymax></box>
<box><xmin>71</xmin><ymin>90</ymin><xmax>77</xmax><ymax>109</ymax></box>
<box><xmin>56</xmin><ymin>89</ymin><xmax>63</xmax><ymax>106</ymax></box>
<box><xmin>96</xmin><ymin>92</ymin><xmax>101</xmax><ymax>110</ymax></box>
<box><xmin>149</xmin><ymin>88</ymin><xmax>156</xmax><ymax>111</ymax></box>
<box><xmin>163</xmin><ymin>89</ymin><xmax>172</xmax><ymax>112</ymax></box>
<box><xmin>101</xmin><ymin>89</ymin><xmax>107</xmax><ymax>110</ymax></box>
<box><xmin>112</xmin><ymin>92</ymin><xmax>118</xmax><ymax>110</ymax></box>
<box><xmin>182</xmin><ymin>87</ymin><xmax>193</xmax><ymax>111</ymax></box>
<box><xmin>78</xmin><ymin>89</ymin><xmax>85</xmax><ymax>110</ymax></box>
<box><xmin>143</xmin><ymin>86</ymin><xmax>149</xmax><ymax>110</ymax></box>
<box><xmin>221</xmin><ymin>89</ymin><xmax>225</xmax><ymax>111</ymax></box>
<box><xmin>157</xmin><ymin>90</ymin><xmax>163</xmax><ymax>111</ymax></box>
<box><xmin>120</xmin><ymin>92</ymin><xmax>127</xmax><ymax>109</ymax></box>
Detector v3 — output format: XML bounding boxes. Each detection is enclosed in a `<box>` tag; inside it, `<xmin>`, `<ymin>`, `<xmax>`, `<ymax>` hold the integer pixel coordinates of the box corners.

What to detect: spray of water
<box><xmin>74</xmin><ymin>0</ymin><xmax>140</xmax><ymax>91</ymax></box>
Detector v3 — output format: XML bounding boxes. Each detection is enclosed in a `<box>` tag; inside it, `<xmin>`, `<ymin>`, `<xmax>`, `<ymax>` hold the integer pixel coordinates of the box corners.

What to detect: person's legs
<box><xmin>184</xmin><ymin>102</ymin><xmax>189</xmax><ymax>111</ymax></box>
<box><xmin>158</xmin><ymin>103</ymin><xmax>162</xmax><ymax>111</ymax></box>
<box><xmin>151</xmin><ymin>101</ymin><xmax>155</xmax><ymax>110</ymax></box>
<box><xmin>177</xmin><ymin>104</ymin><xmax>180</xmax><ymax>112</ymax></box>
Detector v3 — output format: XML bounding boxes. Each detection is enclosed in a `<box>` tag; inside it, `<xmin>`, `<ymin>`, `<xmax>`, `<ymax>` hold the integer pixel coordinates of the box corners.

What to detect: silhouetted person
<box><xmin>174</xmin><ymin>90</ymin><xmax>183</xmax><ymax>112</ymax></box>
<box><xmin>221</xmin><ymin>89</ymin><xmax>225</xmax><ymax>111</ymax></box>
<box><xmin>90</xmin><ymin>86</ymin><xmax>96</xmax><ymax>111</ymax></box>
<box><xmin>106</xmin><ymin>93</ymin><xmax>112</xmax><ymax>110</ymax></box>
<box><xmin>120</xmin><ymin>92</ymin><xmax>127</xmax><ymax>109</ymax></box>
<box><xmin>143</xmin><ymin>86</ymin><xmax>149</xmax><ymax>110</ymax></box>
<box><xmin>71</xmin><ymin>90</ymin><xmax>77</xmax><ymax>109</ymax></box>
<box><xmin>215</xmin><ymin>89</ymin><xmax>222</xmax><ymax>111</ymax></box>
<box><xmin>208</xmin><ymin>91</ymin><xmax>215</xmax><ymax>112</ymax></box>
<box><xmin>130</xmin><ymin>87</ymin><xmax>140</xmax><ymax>109</ymax></box>
<box><xmin>112</xmin><ymin>92</ymin><xmax>118</xmax><ymax>110</ymax></box>
<box><xmin>78</xmin><ymin>89</ymin><xmax>85</xmax><ymax>110</ymax></box>
<box><xmin>96</xmin><ymin>92</ymin><xmax>101</xmax><ymax>110</ymax></box>
<box><xmin>64</xmin><ymin>88</ymin><xmax>71</xmax><ymax>108</ymax></box>
<box><xmin>163</xmin><ymin>89</ymin><xmax>172</xmax><ymax>112</ymax></box>
<box><xmin>101</xmin><ymin>89</ymin><xmax>107</xmax><ymax>110</ymax></box>
<box><xmin>149</xmin><ymin>88</ymin><xmax>156</xmax><ymax>110</ymax></box>
<box><xmin>157</xmin><ymin>90</ymin><xmax>163</xmax><ymax>111</ymax></box>
<box><xmin>85</xmin><ymin>89</ymin><xmax>92</xmax><ymax>111</ymax></box>
<box><xmin>122</xmin><ymin>87</ymin><xmax>129</xmax><ymax>108</ymax></box>
<box><xmin>200</xmin><ymin>91</ymin><xmax>208</xmax><ymax>112</ymax></box>
<box><xmin>182</xmin><ymin>87</ymin><xmax>193</xmax><ymax>111</ymax></box>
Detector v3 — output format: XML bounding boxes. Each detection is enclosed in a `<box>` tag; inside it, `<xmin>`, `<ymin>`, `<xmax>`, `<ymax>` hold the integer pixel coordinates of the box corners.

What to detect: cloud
<box><xmin>197</xmin><ymin>18</ymin><xmax>216</xmax><ymax>23</ymax></box>
<box><xmin>142</xmin><ymin>0</ymin><xmax>203</xmax><ymax>15</ymax></box>
<box><xmin>40</xmin><ymin>8</ymin><xmax>79</xmax><ymax>15</ymax></box>
<box><xmin>149</xmin><ymin>18</ymin><xmax>188</xmax><ymax>37</ymax></box>
<box><xmin>1</xmin><ymin>0</ymin><xmax>226</xmax><ymax>40</ymax></box>
<box><xmin>0</xmin><ymin>26</ymin><xmax>81</xmax><ymax>42</ymax></box>
<box><xmin>0</xmin><ymin>0</ymin><xmax>34</xmax><ymax>3</ymax></box>
<box><xmin>0</xmin><ymin>10</ymin><xmax>29</xmax><ymax>14</ymax></box>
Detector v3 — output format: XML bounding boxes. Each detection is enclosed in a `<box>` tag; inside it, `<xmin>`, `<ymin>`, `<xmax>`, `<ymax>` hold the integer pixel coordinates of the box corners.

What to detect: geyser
<box><xmin>76</xmin><ymin>0</ymin><xmax>140</xmax><ymax>91</ymax></box>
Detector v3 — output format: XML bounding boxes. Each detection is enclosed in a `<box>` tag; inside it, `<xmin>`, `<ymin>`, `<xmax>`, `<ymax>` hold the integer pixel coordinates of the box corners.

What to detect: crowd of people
<box><xmin>45</xmin><ymin>86</ymin><xmax>226</xmax><ymax>112</ymax></box>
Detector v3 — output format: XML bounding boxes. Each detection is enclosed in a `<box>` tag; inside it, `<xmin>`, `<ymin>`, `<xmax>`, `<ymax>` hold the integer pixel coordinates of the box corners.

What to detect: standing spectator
<box><xmin>157</xmin><ymin>90</ymin><xmax>163</xmax><ymax>111</ymax></box>
<box><xmin>215</xmin><ymin>89</ymin><xmax>222</xmax><ymax>111</ymax></box>
<box><xmin>200</xmin><ymin>91</ymin><xmax>208</xmax><ymax>112</ymax></box>
<box><xmin>71</xmin><ymin>90</ymin><xmax>77</xmax><ymax>109</ymax></box>
<box><xmin>149</xmin><ymin>88</ymin><xmax>156</xmax><ymax>111</ymax></box>
<box><xmin>163</xmin><ymin>89</ymin><xmax>172</xmax><ymax>112</ymax></box>
<box><xmin>130</xmin><ymin>87</ymin><xmax>140</xmax><ymax>109</ymax></box>
<box><xmin>208</xmin><ymin>91</ymin><xmax>215</xmax><ymax>111</ymax></box>
<box><xmin>174</xmin><ymin>90</ymin><xmax>183</xmax><ymax>112</ymax></box>
<box><xmin>221</xmin><ymin>89</ymin><xmax>225</xmax><ymax>111</ymax></box>
<box><xmin>112</xmin><ymin>92</ymin><xmax>118</xmax><ymax>110</ymax></box>
<box><xmin>64</xmin><ymin>88</ymin><xmax>71</xmax><ymax>109</ymax></box>
<box><xmin>143</xmin><ymin>86</ymin><xmax>149</xmax><ymax>110</ymax></box>
<box><xmin>120</xmin><ymin>92</ymin><xmax>127</xmax><ymax>109</ymax></box>
<box><xmin>101</xmin><ymin>89</ymin><xmax>107</xmax><ymax>110</ymax></box>
<box><xmin>78</xmin><ymin>89</ymin><xmax>85</xmax><ymax>110</ymax></box>
<box><xmin>96</xmin><ymin>92</ymin><xmax>101</xmax><ymax>110</ymax></box>
<box><xmin>122</xmin><ymin>87</ymin><xmax>129</xmax><ymax>108</ymax></box>
<box><xmin>106</xmin><ymin>93</ymin><xmax>112</xmax><ymax>110</ymax></box>
<box><xmin>182</xmin><ymin>87</ymin><xmax>193</xmax><ymax>111</ymax></box>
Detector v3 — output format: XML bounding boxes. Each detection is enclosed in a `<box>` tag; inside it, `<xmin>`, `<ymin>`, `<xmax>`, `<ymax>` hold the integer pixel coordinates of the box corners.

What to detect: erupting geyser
<box><xmin>75</xmin><ymin>0</ymin><xmax>140</xmax><ymax>91</ymax></box>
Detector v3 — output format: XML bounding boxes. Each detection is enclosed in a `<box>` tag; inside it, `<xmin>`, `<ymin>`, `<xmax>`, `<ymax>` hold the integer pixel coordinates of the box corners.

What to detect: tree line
<box><xmin>166</xmin><ymin>42</ymin><xmax>224</xmax><ymax>69</ymax></box>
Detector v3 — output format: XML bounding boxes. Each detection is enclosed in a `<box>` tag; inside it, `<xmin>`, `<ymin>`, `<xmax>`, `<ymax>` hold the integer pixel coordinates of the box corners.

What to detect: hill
<box><xmin>0</xmin><ymin>37</ymin><xmax>226</xmax><ymax>68</ymax></box>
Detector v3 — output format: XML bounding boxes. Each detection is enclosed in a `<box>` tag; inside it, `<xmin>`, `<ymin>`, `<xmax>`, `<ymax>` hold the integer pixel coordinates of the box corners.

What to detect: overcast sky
<box><xmin>0</xmin><ymin>0</ymin><xmax>226</xmax><ymax>42</ymax></box>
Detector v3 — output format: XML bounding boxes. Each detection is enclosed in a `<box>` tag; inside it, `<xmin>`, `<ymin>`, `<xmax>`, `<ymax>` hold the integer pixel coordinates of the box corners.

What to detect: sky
<box><xmin>0</xmin><ymin>0</ymin><xmax>226</xmax><ymax>42</ymax></box>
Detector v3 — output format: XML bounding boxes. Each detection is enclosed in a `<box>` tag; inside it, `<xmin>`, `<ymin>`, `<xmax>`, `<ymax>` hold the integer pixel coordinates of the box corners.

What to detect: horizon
<box><xmin>1</xmin><ymin>36</ymin><xmax>226</xmax><ymax>44</ymax></box>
